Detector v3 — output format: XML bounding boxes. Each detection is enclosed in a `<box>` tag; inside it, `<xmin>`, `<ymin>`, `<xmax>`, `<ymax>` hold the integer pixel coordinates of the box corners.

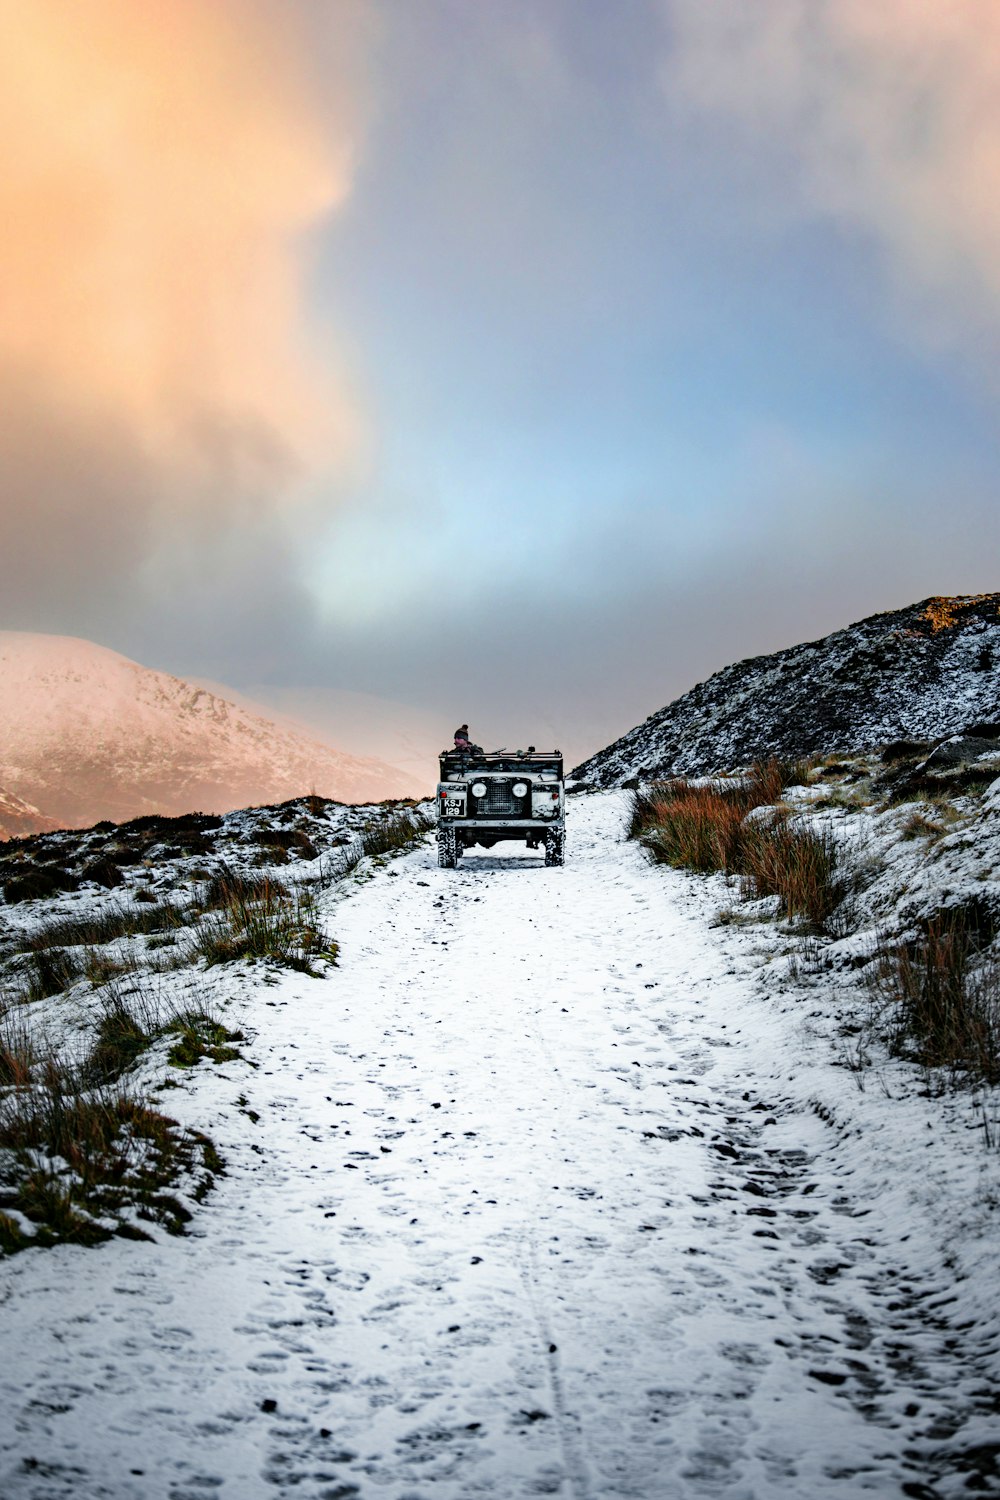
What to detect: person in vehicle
<box><xmin>453</xmin><ymin>724</ymin><xmax>486</xmax><ymax>755</ymax></box>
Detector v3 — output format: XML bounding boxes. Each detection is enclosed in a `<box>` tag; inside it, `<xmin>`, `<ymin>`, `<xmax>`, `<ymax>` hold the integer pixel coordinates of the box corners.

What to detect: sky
<box><xmin>3</xmin><ymin>0</ymin><xmax>1000</xmax><ymax>777</ymax></box>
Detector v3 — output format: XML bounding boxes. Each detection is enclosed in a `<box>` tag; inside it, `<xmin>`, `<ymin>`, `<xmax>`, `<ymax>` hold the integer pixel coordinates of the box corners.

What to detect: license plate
<box><xmin>443</xmin><ymin>799</ymin><xmax>464</xmax><ymax>815</ymax></box>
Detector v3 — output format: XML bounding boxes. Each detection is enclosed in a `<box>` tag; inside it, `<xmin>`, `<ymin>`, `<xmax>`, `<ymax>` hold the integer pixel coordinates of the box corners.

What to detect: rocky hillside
<box><xmin>0</xmin><ymin>793</ymin><xmax>429</xmax><ymax>912</ymax></box>
<box><xmin>0</xmin><ymin>633</ymin><xmax>422</xmax><ymax>834</ymax></box>
<box><xmin>572</xmin><ymin>595</ymin><xmax>1000</xmax><ymax>785</ymax></box>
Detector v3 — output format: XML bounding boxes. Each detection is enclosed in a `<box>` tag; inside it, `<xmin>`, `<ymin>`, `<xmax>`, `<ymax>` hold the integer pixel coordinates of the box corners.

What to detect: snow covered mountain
<box><xmin>572</xmin><ymin>594</ymin><xmax>1000</xmax><ymax>785</ymax></box>
<box><xmin>0</xmin><ymin>786</ymin><xmax>58</xmax><ymax>841</ymax></box>
<box><xmin>0</xmin><ymin>633</ymin><xmax>422</xmax><ymax>833</ymax></box>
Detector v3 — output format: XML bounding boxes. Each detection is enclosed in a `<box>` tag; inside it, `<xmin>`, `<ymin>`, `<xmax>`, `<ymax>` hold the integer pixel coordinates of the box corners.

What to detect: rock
<box><xmin>922</xmin><ymin>735</ymin><xmax>999</xmax><ymax>770</ymax></box>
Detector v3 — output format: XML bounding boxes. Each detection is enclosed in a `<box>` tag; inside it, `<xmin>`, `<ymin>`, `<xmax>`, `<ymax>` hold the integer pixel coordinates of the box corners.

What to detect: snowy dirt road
<box><xmin>2</xmin><ymin>794</ymin><xmax>998</xmax><ymax>1499</ymax></box>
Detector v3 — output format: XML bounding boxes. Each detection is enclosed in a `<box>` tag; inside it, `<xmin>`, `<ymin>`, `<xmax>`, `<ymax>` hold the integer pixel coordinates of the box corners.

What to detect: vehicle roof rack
<box><xmin>441</xmin><ymin>748</ymin><xmax>561</xmax><ymax>760</ymax></box>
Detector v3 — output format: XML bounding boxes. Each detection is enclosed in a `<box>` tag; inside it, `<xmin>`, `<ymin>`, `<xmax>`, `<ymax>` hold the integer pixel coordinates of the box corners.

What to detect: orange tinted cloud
<box><xmin>665</xmin><ymin>0</ymin><xmax>1000</xmax><ymax>348</ymax></box>
<box><xmin>0</xmin><ymin>0</ymin><xmax>363</xmax><ymax>473</ymax></box>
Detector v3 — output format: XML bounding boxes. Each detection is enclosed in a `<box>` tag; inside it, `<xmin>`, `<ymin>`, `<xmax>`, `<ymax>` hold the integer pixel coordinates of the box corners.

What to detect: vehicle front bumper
<box><xmin>438</xmin><ymin>817</ymin><xmax>563</xmax><ymax>830</ymax></box>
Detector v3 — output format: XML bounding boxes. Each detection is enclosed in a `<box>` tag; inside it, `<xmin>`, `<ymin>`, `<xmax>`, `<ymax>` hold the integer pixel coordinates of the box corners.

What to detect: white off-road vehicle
<box><xmin>436</xmin><ymin>748</ymin><xmax>565</xmax><ymax>868</ymax></box>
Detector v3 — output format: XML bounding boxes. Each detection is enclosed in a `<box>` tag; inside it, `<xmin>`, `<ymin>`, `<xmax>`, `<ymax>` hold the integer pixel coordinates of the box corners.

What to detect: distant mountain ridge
<box><xmin>0</xmin><ymin>633</ymin><xmax>421</xmax><ymax>835</ymax></box>
<box><xmin>572</xmin><ymin>595</ymin><xmax>1000</xmax><ymax>786</ymax></box>
<box><xmin>0</xmin><ymin>786</ymin><xmax>59</xmax><ymax>841</ymax></box>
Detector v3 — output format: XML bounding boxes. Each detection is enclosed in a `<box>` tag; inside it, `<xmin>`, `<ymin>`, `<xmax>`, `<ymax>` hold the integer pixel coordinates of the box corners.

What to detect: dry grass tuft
<box><xmin>866</xmin><ymin>910</ymin><xmax>1000</xmax><ymax>1083</ymax></box>
<box><xmin>192</xmin><ymin>875</ymin><xmax>336</xmax><ymax>974</ymax></box>
<box><xmin>0</xmin><ymin>1015</ymin><xmax>37</xmax><ymax>1087</ymax></box>
<box><xmin>22</xmin><ymin>902</ymin><xmax>189</xmax><ymax>954</ymax></box>
<box><xmin>738</xmin><ymin>820</ymin><xmax>842</xmax><ymax>929</ymax></box>
<box><xmin>901</xmin><ymin>810</ymin><xmax>948</xmax><ymax>842</ymax></box>
<box><xmin>311</xmin><ymin>808</ymin><xmax>434</xmax><ymax>890</ymax></box>
<box><xmin>359</xmin><ymin>810</ymin><xmax>435</xmax><ymax>859</ymax></box>
<box><xmin>631</xmin><ymin>782</ymin><xmax>747</xmax><ymax>873</ymax></box>
<box><xmin>630</xmin><ymin>759</ymin><xmax>844</xmax><ymax>931</ymax></box>
<box><xmin>21</xmin><ymin>947</ymin><xmax>82</xmax><ymax>1002</ymax></box>
<box><xmin>83</xmin><ymin>983</ymin><xmax>160</xmax><ymax>1085</ymax></box>
<box><xmin>202</xmin><ymin>869</ymin><xmax>286</xmax><ymax>909</ymax></box>
<box><xmin>0</xmin><ymin>1055</ymin><xmax>219</xmax><ymax>1252</ymax></box>
<box><xmin>629</xmin><ymin>760</ymin><xmax>786</xmax><ymax>874</ymax></box>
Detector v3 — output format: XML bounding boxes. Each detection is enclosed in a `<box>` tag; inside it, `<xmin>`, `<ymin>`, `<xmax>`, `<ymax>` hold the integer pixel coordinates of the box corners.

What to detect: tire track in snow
<box><xmin>518</xmin><ymin>1235</ymin><xmax>593</xmax><ymax>1500</ymax></box>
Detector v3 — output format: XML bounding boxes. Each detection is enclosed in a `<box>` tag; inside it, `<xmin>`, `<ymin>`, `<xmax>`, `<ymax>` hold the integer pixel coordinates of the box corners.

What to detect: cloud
<box><xmin>0</xmin><ymin>0</ymin><xmax>367</xmax><ymax>621</ymax></box>
<box><xmin>663</xmin><ymin>0</ymin><xmax>1000</xmax><ymax>353</ymax></box>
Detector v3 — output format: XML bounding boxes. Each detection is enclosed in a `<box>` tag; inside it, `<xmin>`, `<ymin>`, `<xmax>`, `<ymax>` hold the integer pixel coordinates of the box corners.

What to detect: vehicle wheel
<box><xmin>544</xmin><ymin>828</ymin><xmax>565</xmax><ymax>866</ymax></box>
<box><xmin>437</xmin><ymin>829</ymin><xmax>458</xmax><ymax>868</ymax></box>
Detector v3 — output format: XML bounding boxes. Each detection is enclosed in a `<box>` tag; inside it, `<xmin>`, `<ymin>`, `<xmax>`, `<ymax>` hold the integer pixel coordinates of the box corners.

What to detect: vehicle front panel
<box><xmin>437</xmin><ymin>778</ymin><xmax>562</xmax><ymax>825</ymax></box>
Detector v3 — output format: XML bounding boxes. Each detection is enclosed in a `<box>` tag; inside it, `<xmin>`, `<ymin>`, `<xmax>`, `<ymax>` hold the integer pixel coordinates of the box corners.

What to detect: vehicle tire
<box><xmin>544</xmin><ymin>828</ymin><xmax>565</xmax><ymax>866</ymax></box>
<box><xmin>437</xmin><ymin>828</ymin><xmax>458</xmax><ymax>868</ymax></box>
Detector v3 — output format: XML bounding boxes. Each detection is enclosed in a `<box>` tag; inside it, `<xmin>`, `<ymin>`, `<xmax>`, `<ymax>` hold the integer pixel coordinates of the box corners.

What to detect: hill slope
<box><xmin>572</xmin><ymin>595</ymin><xmax>1000</xmax><ymax>785</ymax></box>
<box><xmin>0</xmin><ymin>633</ymin><xmax>421</xmax><ymax>832</ymax></box>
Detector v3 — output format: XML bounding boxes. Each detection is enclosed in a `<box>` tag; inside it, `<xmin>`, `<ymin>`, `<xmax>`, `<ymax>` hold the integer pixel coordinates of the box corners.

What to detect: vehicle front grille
<box><xmin>485</xmin><ymin>780</ymin><xmax>515</xmax><ymax>815</ymax></box>
<box><xmin>474</xmin><ymin>779</ymin><xmax>528</xmax><ymax>817</ymax></box>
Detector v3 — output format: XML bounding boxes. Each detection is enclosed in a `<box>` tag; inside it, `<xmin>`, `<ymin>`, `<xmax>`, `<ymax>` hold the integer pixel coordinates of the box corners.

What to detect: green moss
<box><xmin>166</xmin><ymin>1013</ymin><xmax>245</xmax><ymax>1068</ymax></box>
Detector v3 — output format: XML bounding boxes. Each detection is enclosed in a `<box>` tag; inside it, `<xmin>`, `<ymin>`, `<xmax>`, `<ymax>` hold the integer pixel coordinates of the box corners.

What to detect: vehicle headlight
<box><xmin>512</xmin><ymin>782</ymin><xmax>528</xmax><ymax>798</ymax></box>
<box><xmin>471</xmin><ymin>782</ymin><xmax>487</xmax><ymax>798</ymax></box>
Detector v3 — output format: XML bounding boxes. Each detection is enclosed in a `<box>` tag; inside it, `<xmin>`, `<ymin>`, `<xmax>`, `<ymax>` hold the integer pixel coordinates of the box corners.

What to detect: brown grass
<box><xmin>900</xmin><ymin>810</ymin><xmax>948</xmax><ymax>842</ymax></box>
<box><xmin>201</xmin><ymin>868</ymin><xmax>286</xmax><ymax>909</ymax></box>
<box><xmin>0</xmin><ymin>1056</ymin><xmax>218</xmax><ymax>1251</ymax></box>
<box><xmin>629</xmin><ymin>760</ymin><xmax>785</xmax><ymax>874</ymax></box>
<box><xmin>739</xmin><ymin>820</ymin><xmax>842</xmax><ymax>929</ymax></box>
<box><xmin>630</xmin><ymin>759</ymin><xmax>843</xmax><ymax>930</ymax></box>
<box><xmin>866</xmin><ymin>910</ymin><xmax>1000</xmax><ymax>1083</ymax></box>
<box><xmin>192</xmin><ymin>876</ymin><xmax>336</xmax><ymax>974</ymax></box>
<box><xmin>922</xmin><ymin>594</ymin><xmax>1000</xmax><ymax>632</ymax></box>
<box><xmin>0</xmin><ymin>1016</ymin><xmax>36</xmax><ymax>1087</ymax></box>
<box><xmin>360</xmin><ymin>809</ymin><xmax>435</xmax><ymax>859</ymax></box>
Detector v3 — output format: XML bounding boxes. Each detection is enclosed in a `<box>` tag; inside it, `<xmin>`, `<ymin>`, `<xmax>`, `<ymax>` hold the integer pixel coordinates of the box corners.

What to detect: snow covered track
<box><xmin>2</xmin><ymin>795</ymin><xmax>998</xmax><ymax>1498</ymax></box>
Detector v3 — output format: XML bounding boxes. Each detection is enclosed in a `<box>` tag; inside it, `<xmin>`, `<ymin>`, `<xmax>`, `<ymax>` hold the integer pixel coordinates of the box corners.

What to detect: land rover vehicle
<box><xmin>436</xmin><ymin>747</ymin><xmax>565</xmax><ymax>868</ymax></box>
